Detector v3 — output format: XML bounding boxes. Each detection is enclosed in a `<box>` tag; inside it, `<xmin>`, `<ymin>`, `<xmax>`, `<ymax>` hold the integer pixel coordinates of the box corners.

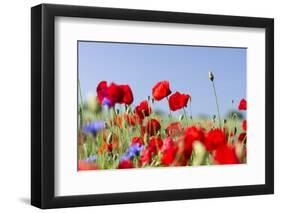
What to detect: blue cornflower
<box><xmin>127</xmin><ymin>151</ymin><xmax>136</xmax><ymax>159</ymax></box>
<box><xmin>102</xmin><ymin>97</ymin><xmax>112</xmax><ymax>107</ymax></box>
<box><xmin>121</xmin><ymin>143</ymin><xmax>144</xmax><ymax>161</ymax></box>
<box><xmin>82</xmin><ymin>121</ymin><xmax>105</xmax><ymax>136</ymax></box>
<box><xmin>128</xmin><ymin>143</ymin><xmax>144</xmax><ymax>155</ymax></box>
<box><xmin>120</xmin><ymin>153</ymin><xmax>130</xmax><ymax>161</ymax></box>
<box><xmin>85</xmin><ymin>155</ymin><xmax>97</xmax><ymax>163</ymax></box>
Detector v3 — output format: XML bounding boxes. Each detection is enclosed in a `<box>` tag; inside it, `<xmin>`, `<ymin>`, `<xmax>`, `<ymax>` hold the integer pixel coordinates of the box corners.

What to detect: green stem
<box><xmin>189</xmin><ymin>97</ymin><xmax>193</xmax><ymax>119</ymax></box>
<box><xmin>227</xmin><ymin>113</ymin><xmax>237</xmax><ymax>142</ymax></box>
<box><xmin>211</xmin><ymin>81</ymin><xmax>222</xmax><ymax>128</ymax></box>
<box><xmin>182</xmin><ymin>107</ymin><xmax>188</xmax><ymax>127</ymax></box>
<box><xmin>166</xmin><ymin>97</ymin><xmax>172</xmax><ymax>119</ymax></box>
<box><xmin>78</xmin><ymin>80</ymin><xmax>84</xmax><ymax>127</ymax></box>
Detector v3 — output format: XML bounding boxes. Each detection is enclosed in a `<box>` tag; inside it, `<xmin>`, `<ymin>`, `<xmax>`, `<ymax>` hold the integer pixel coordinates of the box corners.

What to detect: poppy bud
<box><xmin>179</xmin><ymin>114</ymin><xmax>184</xmax><ymax>121</ymax></box>
<box><xmin>208</xmin><ymin>71</ymin><xmax>214</xmax><ymax>81</ymax></box>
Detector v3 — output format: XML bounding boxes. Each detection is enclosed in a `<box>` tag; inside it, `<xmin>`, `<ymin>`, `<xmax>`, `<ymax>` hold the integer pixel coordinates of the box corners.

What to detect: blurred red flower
<box><xmin>176</xmin><ymin>136</ymin><xmax>191</xmax><ymax>166</ymax></box>
<box><xmin>242</xmin><ymin>120</ymin><xmax>247</xmax><ymax>131</ymax></box>
<box><xmin>120</xmin><ymin>85</ymin><xmax>134</xmax><ymax>105</ymax></box>
<box><xmin>161</xmin><ymin>146</ymin><xmax>178</xmax><ymax>166</ymax></box>
<box><xmin>78</xmin><ymin>160</ymin><xmax>99</xmax><ymax>171</ymax></box>
<box><xmin>148</xmin><ymin>136</ymin><xmax>163</xmax><ymax>154</ymax></box>
<box><xmin>118</xmin><ymin>160</ymin><xmax>133</xmax><ymax>169</ymax></box>
<box><xmin>238</xmin><ymin>133</ymin><xmax>247</xmax><ymax>143</ymax></box>
<box><xmin>134</xmin><ymin>100</ymin><xmax>151</xmax><ymax>120</ymax></box>
<box><xmin>107</xmin><ymin>83</ymin><xmax>125</xmax><ymax>104</ymax></box>
<box><xmin>238</xmin><ymin>99</ymin><xmax>247</xmax><ymax>110</ymax></box>
<box><xmin>165</xmin><ymin>122</ymin><xmax>184</xmax><ymax>137</ymax></box>
<box><xmin>205</xmin><ymin>128</ymin><xmax>227</xmax><ymax>152</ymax></box>
<box><xmin>168</xmin><ymin>92</ymin><xmax>190</xmax><ymax>111</ymax></box>
<box><xmin>161</xmin><ymin>137</ymin><xmax>175</xmax><ymax>152</ymax></box>
<box><xmin>139</xmin><ymin>149</ymin><xmax>152</xmax><ymax>166</ymax></box>
<box><xmin>184</xmin><ymin>126</ymin><xmax>205</xmax><ymax>151</ymax></box>
<box><xmin>132</xmin><ymin>137</ymin><xmax>144</xmax><ymax>146</ymax></box>
<box><xmin>213</xmin><ymin>144</ymin><xmax>239</xmax><ymax>164</ymax></box>
<box><xmin>152</xmin><ymin>81</ymin><xmax>172</xmax><ymax>101</ymax></box>
<box><xmin>161</xmin><ymin>138</ymin><xmax>178</xmax><ymax>166</ymax></box>
<box><xmin>96</xmin><ymin>81</ymin><xmax>108</xmax><ymax>104</ymax></box>
<box><xmin>144</xmin><ymin>119</ymin><xmax>161</xmax><ymax>136</ymax></box>
<box><xmin>96</xmin><ymin>81</ymin><xmax>134</xmax><ymax>106</ymax></box>
<box><xmin>106</xmin><ymin>143</ymin><xmax>113</xmax><ymax>152</ymax></box>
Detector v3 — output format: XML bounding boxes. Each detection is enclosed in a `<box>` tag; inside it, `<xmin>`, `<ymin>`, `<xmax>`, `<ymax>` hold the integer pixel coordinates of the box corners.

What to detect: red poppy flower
<box><xmin>106</xmin><ymin>83</ymin><xmax>124</xmax><ymax>104</ymax></box>
<box><xmin>165</xmin><ymin>122</ymin><xmax>184</xmax><ymax>137</ymax></box>
<box><xmin>184</xmin><ymin>126</ymin><xmax>205</xmax><ymax>150</ymax></box>
<box><xmin>132</xmin><ymin>137</ymin><xmax>144</xmax><ymax>146</ymax></box>
<box><xmin>134</xmin><ymin>100</ymin><xmax>151</xmax><ymax>120</ymax></box>
<box><xmin>175</xmin><ymin>136</ymin><xmax>191</xmax><ymax>166</ymax></box>
<box><xmin>205</xmin><ymin>128</ymin><xmax>227</xmax><ymax>152</ymax></box>
<box><xmin>118</xmin><ymin>159</ymin><xmax>133</xmax><ymax>169</ymax></box>
<box><xmin>120</xmin><ymin>85</ymin><xmax>134</xmax><ymax>105</ymax></box>
<box><xmin>96</xmin><ymin>81</ymin><xmax>108</xmax><ymax>104</ymax></box>
<box><xmin>148</xmin><ymin>136</ymin><xmax>163</xmax><ymax>154</ymax></box>
<box><xmin>152</xmin><ymin>81</ymin><xmax>172</xmax><ymax>101</ymax></box>
<box><xmin>168</xmin><ymin>92</ymin><xmax>190</xmax><ymax>111</ymax></box>
<box><xmin>96</xmin><ymin>81</ymin><xmax>134</xmax><ymax>106</ymax></box>
<box><xmin>161</xmin><ymin>138</ymin><xmax>178</xmax><ymax>166</ymax></box>
<box><xmin>242</xmin><ymin>120</ymin><xmax>247</xmax><ymax>131</ymax></box>
<box><xmin>144</xmin><ymin>119</ymin><xmax>161</xmax><ymax>136</ymax></box>
<box><xmin>213</xmin><ymin>144</ymin><xmax>240</xmax><ymax>164</ymax></box>
<box><xmin>106</xmin><ymin>143</ymin><xmax>113</xmax><ymax>152</ymax></box>
<box><xmin>238</xmin><ymin>99</ymin><xmax>247</xmax><ymax>110</ymax></box>
<box><xmin>238</xmin><ymin>133</ymin><xmax>247</xmax><ymax>143</ymax></box>
<box><xmin>99</xmin><ymin>142</ymin><xmax>116</xmax><ymax>154</ymax></box>
<box><xmin>161</xmin><ymin>146</ymin><xmax>178</xmax><ymax>166</ymax></box>
<box><xmin>139</xmin><ymin>149</ymin><xmax>152</xmax><ymax>166</ymax></box>
<box><xmin>78</xmin><ymin>160</ymin><xmax>99</xmax><ymax>171</ymax></box>
<box><xmin>161</xmin><ymin>137</ymin><xmax>175</xmax><ymax>152</ymax></box>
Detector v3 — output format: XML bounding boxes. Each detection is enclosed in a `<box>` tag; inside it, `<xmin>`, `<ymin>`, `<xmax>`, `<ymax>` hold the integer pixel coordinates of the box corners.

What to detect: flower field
<box><xmin>78</xmin><ymin>73</ymin><xmax>247</xmax><ymax>171</ymax></box>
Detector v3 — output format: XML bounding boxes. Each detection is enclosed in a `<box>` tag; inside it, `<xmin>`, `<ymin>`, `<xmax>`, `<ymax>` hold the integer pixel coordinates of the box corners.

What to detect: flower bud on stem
<box><xmin>209</xmin><ymin>71</ymin><xmax>222</xmax><ymax>128</ymax></box>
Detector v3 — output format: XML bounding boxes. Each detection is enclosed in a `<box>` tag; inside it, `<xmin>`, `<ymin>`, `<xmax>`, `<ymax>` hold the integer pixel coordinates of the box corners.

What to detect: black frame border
<box><xmin>31</xmin><ymin>3</ymin><xmax>274</xmax><ymax>209</ymax></box>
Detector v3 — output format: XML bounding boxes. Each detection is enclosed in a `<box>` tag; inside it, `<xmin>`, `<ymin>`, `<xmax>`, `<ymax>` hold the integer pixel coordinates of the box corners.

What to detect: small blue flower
<box><xmin>82</xmin><ymin>121</ymin><xmax>105</xmax><ymax>136</ymax></box>
<box><xmin>120</xmin><ymin>153</ymin><xmax>130</xmax><ymax>161</ymax></box>
<box><xmin>128</xmin><ymin>143</ymin><xmax>144</xmax><ymax>155</ymax></box>
<box><xmin>127</xmin><ymin>151</ymin><xmax>136</xmax><ymax>159</ymax></box>
<box><xmin>85</xmin><ymin>155</ymin><xmax>97</xmax><ymax>163</ymax></box>
<box><xmin>102</xmin><ymin>97</ymin><xmax>112</xmax><ymax>107</ymax></box>
<box><xmin>120</xmin><ymin>143</ymin><xmax>144</xmax><ymax>161</ymax></box>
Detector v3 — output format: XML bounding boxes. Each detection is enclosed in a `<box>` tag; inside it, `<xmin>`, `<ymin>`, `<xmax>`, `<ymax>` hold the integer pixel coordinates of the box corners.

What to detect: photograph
<box><xmin>77</xmin><ymin>41</ymin><xmax>247</xmax><ymax>170</ymax></box>
<box><xmin>30</xmin><ymin>2</ymin><xmax>274</xmax><ymax>209</ymax></box>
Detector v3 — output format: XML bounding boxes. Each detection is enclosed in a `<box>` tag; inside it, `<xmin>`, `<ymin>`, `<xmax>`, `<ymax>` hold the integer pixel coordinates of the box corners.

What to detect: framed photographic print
<box><xmin>31</xmin><ymin>3</ymin><xmax>274</xmax><ymax>209</ymax></box>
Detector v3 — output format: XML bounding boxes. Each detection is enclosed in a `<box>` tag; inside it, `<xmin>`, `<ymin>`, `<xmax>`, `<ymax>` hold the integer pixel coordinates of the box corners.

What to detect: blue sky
<box><xmin>78</xmin><ymin>41</ymin><xmax>246</xmax><ymax>118</ymax></box>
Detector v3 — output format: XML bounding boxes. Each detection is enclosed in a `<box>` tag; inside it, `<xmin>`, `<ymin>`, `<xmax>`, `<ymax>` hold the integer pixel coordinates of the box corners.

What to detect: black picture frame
<box><xmin>31</xmin><ymin>3</ymin><xmax>274</xmax><ymax>209</ymax></box>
